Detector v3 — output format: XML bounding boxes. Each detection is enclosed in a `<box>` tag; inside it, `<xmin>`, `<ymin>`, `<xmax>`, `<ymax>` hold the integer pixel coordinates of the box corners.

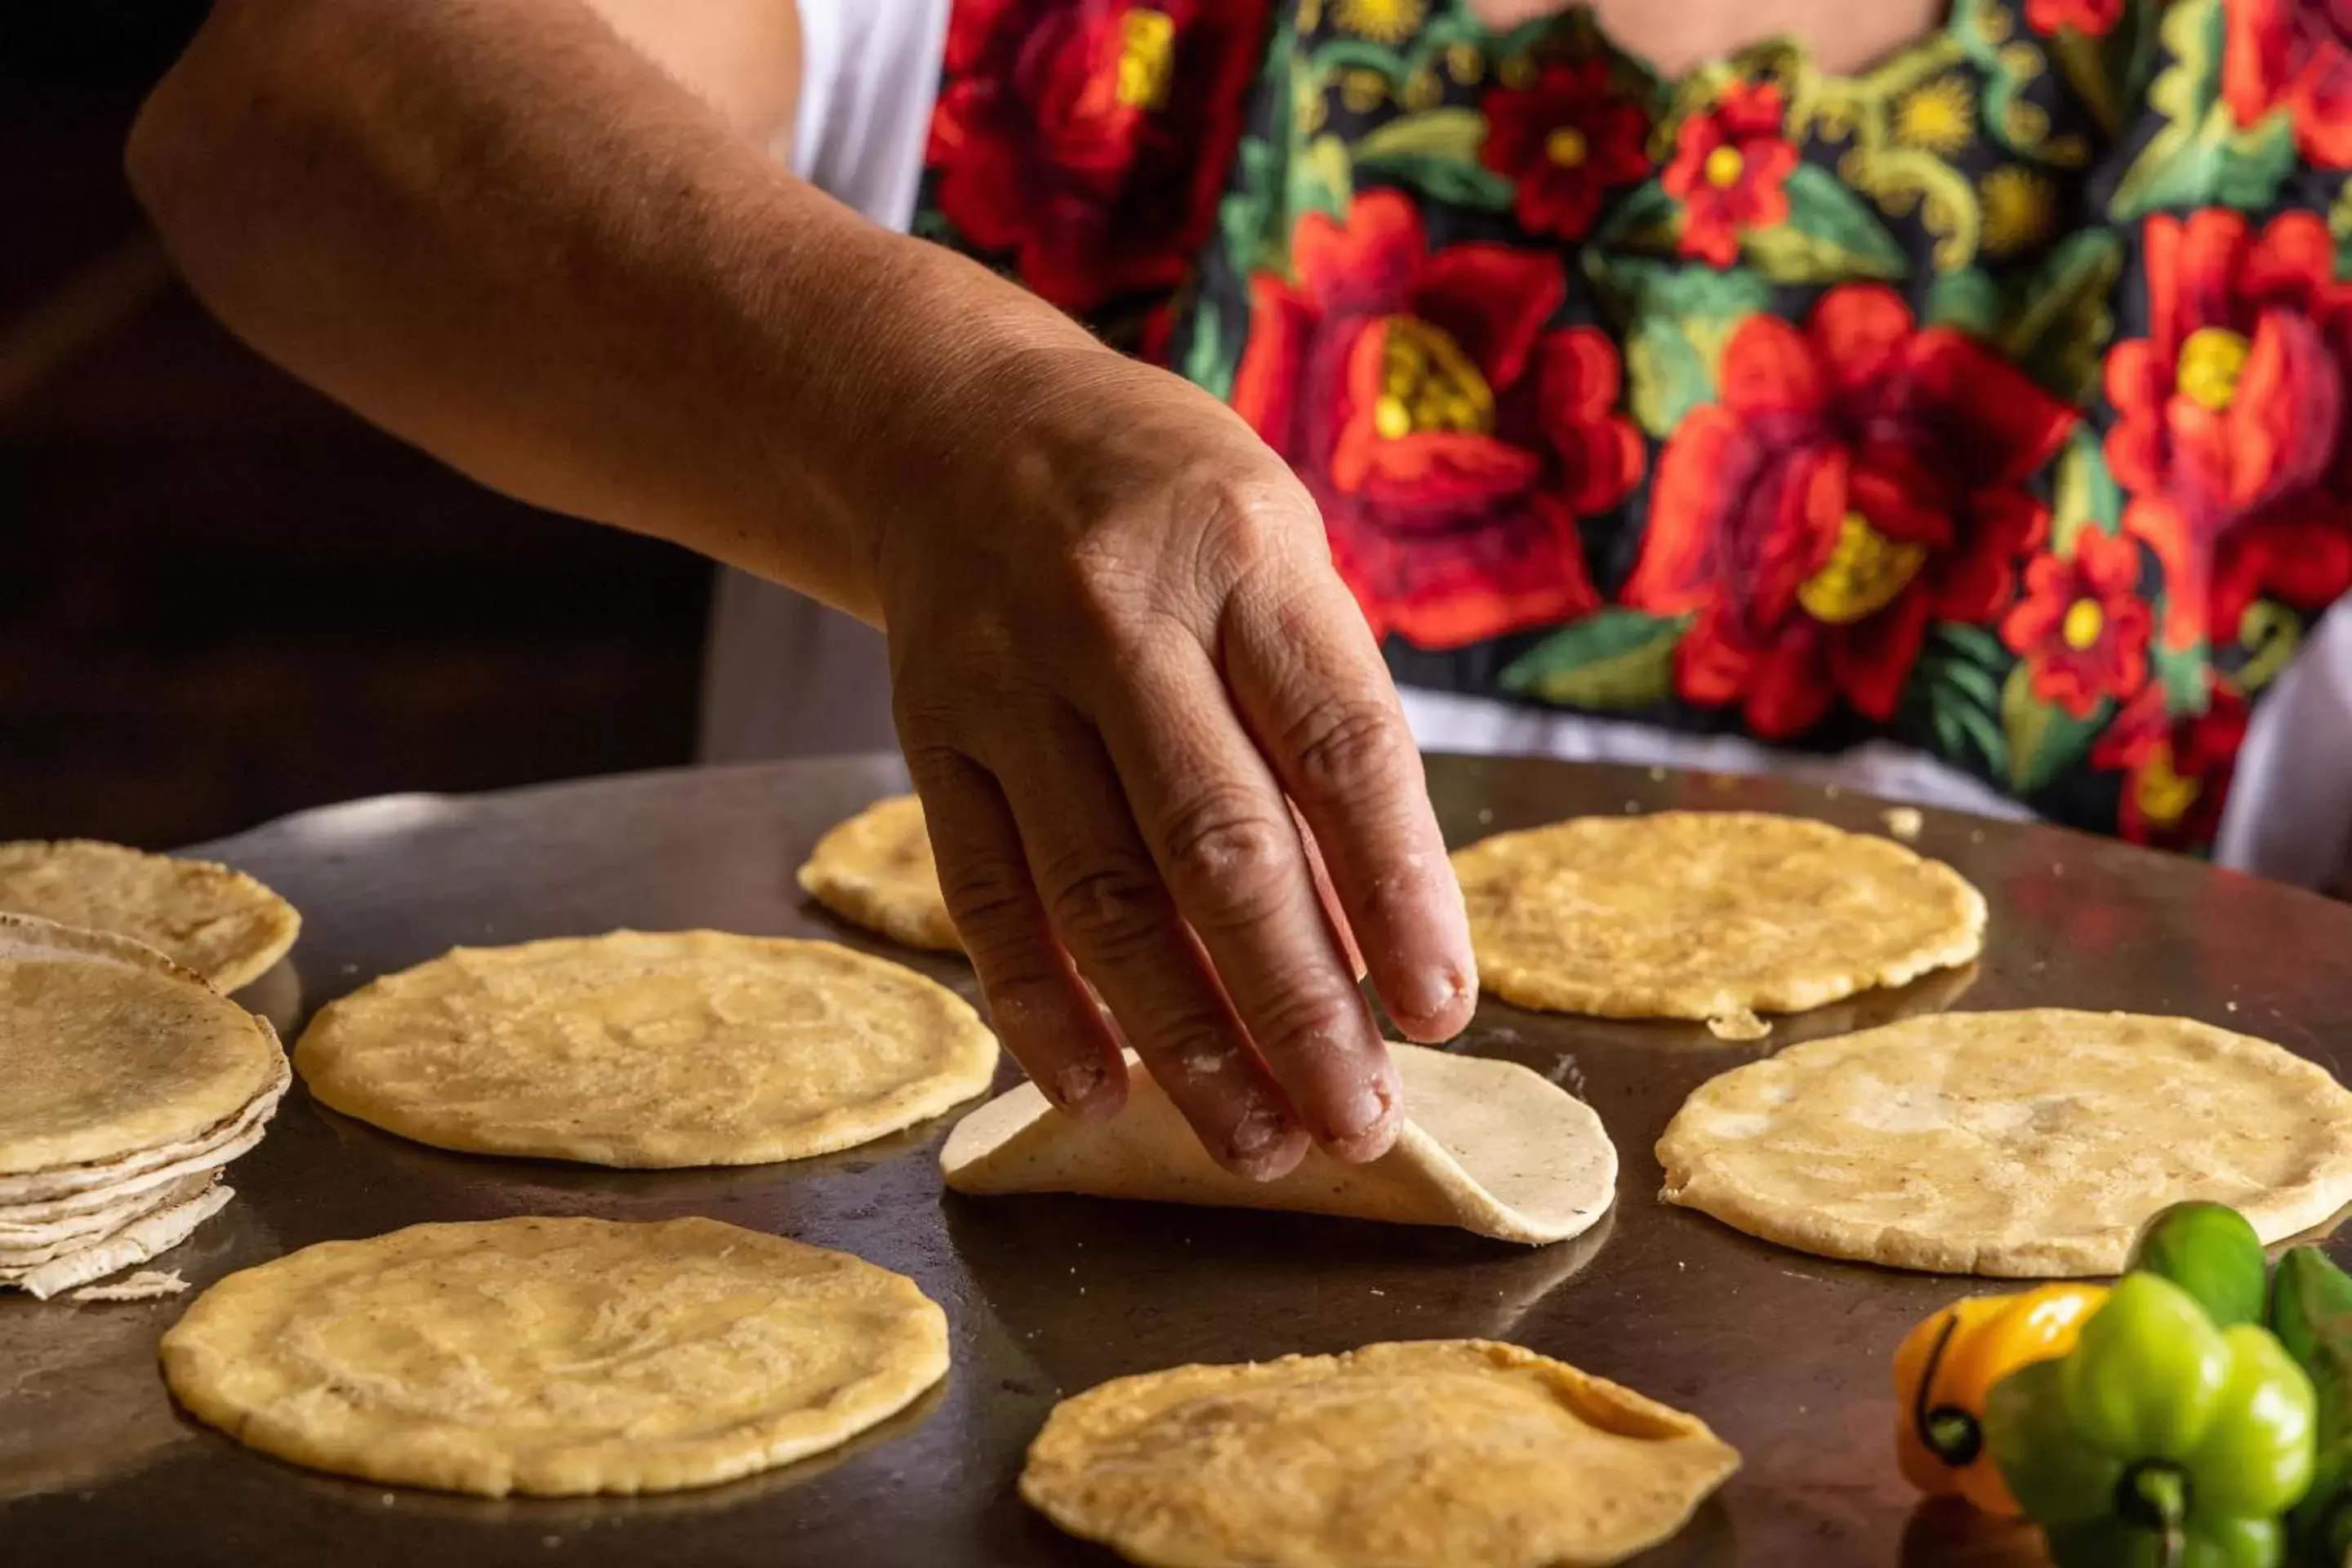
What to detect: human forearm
<box><xmin>127</xmin><ymin>0</ymin><xmax>1094</xmax><ymax>621</ymax></box>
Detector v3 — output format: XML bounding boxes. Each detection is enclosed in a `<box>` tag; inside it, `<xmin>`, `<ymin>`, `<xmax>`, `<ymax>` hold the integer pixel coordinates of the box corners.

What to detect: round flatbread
<box><xmin>0</xmin><ymin>840</ymin><xmax>299</xmax><ymax>993</ymax></box>
<box><xmin>294</xmin><ymin>930</ymin><xmax>998</xmax><ymax>1167</ymax></box>
<box><xmin>1659</xmin><ymin>1009</ymin><xmax>2352</xmax><ymax>1276</ymax></box>
<box><xmin>1022</xmin><ymin>1339</ymin><xmax>1739</xmax><ymax>1568</ymax></box>
<box><xmin>159</xmin><ymin>1216</ymin><xmax>949</xmax><ymax>1497</ymax></box>
<box><xmin>796</xmin><ymin>795</ymin><xmax>959</xmax><ymax>952</ymax></box>
<box><xmin>0</xmin><ymin>915</ymin><xmax>285</xmax><ymax>1177</ymax></box>
<box><xmin>1452</xmin><ymin>812</ymin><xmax>1984</xmax><ymax>1019</ymax></box>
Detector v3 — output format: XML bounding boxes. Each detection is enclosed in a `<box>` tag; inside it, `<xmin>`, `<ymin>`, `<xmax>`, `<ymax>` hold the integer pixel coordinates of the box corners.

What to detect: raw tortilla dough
<box><xmin>1021</xmin><ymin>1339</ymin><xmax>1739</xmax><ymax>1568</ymax></box>
<box><xmin>159</xmin><ymin>1216</ymin><xmax>949</xmax><ymax>1497</ymax></box>
<box><xmin>942</xmin><ymin>1044</ymin><xmax>1616</xmax><ymax>1245</ymax></box>
<box><xmin>0</xmin><ymin>840</ymin><xmax>299</xmax><ymax>992</ymax></box>
<box><xmin>295</xmin><ymin>930</ymin><xmax>997</xmax><ymax>1167</ymax></box>
<box><xmin>0</xmin><ymin>916</ymin><xmax>286</xmax><ymax>1176</ymax></box>
<box><xmin>1452</xmin><ymin>811</ymin><xmax>1984</xmax><ymax>1019</ymax></box>
<box><xmin>1659</xmin><ymin>1009</ymin><xmax>2352</xmax><ymax>1276</ymax></box>
<box><xmin>797</xmin><ymin>794</ymin><xmax>960</xmax><ymax>951</ymax></box>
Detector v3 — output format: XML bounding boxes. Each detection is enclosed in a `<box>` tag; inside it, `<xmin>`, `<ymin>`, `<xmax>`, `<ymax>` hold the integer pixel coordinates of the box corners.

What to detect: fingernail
<box><xmin>1322</xmin><ymin>1079</ymin><xmax>1398</xmax><ymax>1162</ymax></box>
<box><xmin>1052</xmin><ymin>1061</ymin><xmax>1114</xmax><ymax>1117</ymax></box>
<box><xmin>1225</xmin><ymin>1104</ymin><xmax>1306</xmax><ymax>1183</ymax></box>
<box><xmin>1392</xmin><ymin>964</ymin><xmax>1473</xmax><ymax>1027</ymax></box>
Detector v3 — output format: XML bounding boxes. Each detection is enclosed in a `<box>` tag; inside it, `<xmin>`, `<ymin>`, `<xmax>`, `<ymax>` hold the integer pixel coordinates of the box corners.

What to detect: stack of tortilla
<box><xmin>1</xmin><ymin>915</ymin><xmax>289</xmax><ymax>1299</ymax></box>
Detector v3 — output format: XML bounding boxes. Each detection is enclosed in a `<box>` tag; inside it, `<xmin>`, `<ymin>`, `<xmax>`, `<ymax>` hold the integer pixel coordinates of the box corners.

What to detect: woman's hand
<box><xmin>871</xmin><ymin>320</ymin><xmax>1477</xmax><ymax>1180</ymax></box>
<box><xmin>127</xmin><ymin>0</ymin><xmax>1472</xmax><ymax>1178</ymax></box>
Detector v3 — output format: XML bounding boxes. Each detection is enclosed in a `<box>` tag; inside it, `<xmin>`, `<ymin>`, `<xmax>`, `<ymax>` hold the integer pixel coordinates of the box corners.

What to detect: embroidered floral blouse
<box><xmin>894</xmin><ymin>0</ymin><xmax>2352</xmax><ymax>861</ymax></box>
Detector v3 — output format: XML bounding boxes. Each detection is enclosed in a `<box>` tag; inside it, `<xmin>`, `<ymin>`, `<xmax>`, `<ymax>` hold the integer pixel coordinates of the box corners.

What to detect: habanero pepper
<box><xmin>1985</xmin><ymin>1272</ymin><xmax>2317</xmax><ymax>1568</ymax></box>
<box><xmin>2268</xmin><ymin>1245</ymin><xmax>2352</xmax><ymax>1567</ymax></box>
<box><xmin>2132</xmin><ymin>1200</ymin><xmax>2271</xmax><ymax>1331</ymax></box>
<box><xmin>1895</xmin><ymin>1283</ymin><xmax>2109</xmax><ymax>1515</ymax></box>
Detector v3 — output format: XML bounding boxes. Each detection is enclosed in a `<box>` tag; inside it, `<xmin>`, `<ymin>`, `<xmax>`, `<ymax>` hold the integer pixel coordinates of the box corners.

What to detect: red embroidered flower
<box><xmin>2224</xmin><ymin>0</ymin><xmax>2352</xmax><ymax>168</ymax></box>
<box><xmin>2025</xmin><ymin>0</ymin><xmax>2127</xmax><ymax>35</ymax></box>
<box><xmin>2000</xmin><ymin>528</ymin><xmax>2154</xmax><ymax>717</ymax></box>
<box><xmin>2104</xmin><ymin>209</ymin><xmax>2352</xmax><ymax>652</ymax></box>
<box><xmin>1480</xmin><ymin>60</ymin><xmax>1653</xmax><ymax>243</ymax></box>
<box><xmin>928</xmin><ymin>0</ymin><xmax>1267</xmax><ymax>312</ymax></box>
<box><xmin>1659</xmin><ymin>81</ymin><xmax>1800</xmax><ymax>268</ymax></box>
<box><xmin>2092</xmin><ymin>681</ymin><xmax>2251</xmax><ymax>849</ymax></box>
<box><xmin>1232</xmin><ymin>191</ymin><xmax>1642</xmax><ymax>650</ymax></box>
<box><xmin>1624</xmin><ymin>285</ymin><xmax>2076</xmax><ymax>740</ymax></box>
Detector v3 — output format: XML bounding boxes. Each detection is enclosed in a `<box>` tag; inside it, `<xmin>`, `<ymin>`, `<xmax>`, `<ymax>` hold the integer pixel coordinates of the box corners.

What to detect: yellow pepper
<box><xmin>1893</xmin><ymin>1282</ymin><xmax>2109</xmax><ymax>1515</ymax></box>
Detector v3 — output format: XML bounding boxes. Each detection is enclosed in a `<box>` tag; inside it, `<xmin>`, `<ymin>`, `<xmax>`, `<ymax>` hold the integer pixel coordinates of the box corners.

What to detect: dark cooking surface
<box><xmin>7</xmin><ymin>752</ymin><xmax>2350</xmax><ymax>1567</ymax></box>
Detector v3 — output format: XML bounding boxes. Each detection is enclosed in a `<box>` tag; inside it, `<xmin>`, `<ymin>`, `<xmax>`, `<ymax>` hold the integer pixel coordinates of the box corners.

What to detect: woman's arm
<box><xmin>129</xmin><ymin>0</ymin><xmax>1478</xmax><ymax>1177</ymax></box>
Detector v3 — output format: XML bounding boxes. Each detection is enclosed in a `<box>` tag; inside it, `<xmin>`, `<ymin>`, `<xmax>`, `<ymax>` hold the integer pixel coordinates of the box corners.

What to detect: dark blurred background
<box><xmin>1</xmin><ymin>4</ymin><xmax>712</xmax><ymax>850</ymax></box>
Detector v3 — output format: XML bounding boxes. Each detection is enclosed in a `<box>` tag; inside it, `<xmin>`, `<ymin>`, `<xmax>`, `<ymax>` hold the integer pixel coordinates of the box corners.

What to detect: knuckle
<box><xmin>1188</xmin><ymin>483</ymin><xmax>1302</xmax><ymax>588</ymax></box>
<box><xmin>933</xmin><ymin>867</ymin><xmax>1033</xmax><ymax>945</ymax></box>
<box><xmin>1159</xmin><ymin>795</ymin><xmax>1292</xmax><ymax>927</ymax></box>
<box><xmin>1042</xmin><ymin>858</ymin><xmax>1168</xmax><ymax>956</ymax></box>
<box><xmin>1281</xmin><ymin>695</ymin><xmax>1412</xmax><ymax>803</ymax></box>
<box><xmin>1248</xmin><ymin>987</ymin><xmax>1366</xmax><ymax>1058</ymax></box>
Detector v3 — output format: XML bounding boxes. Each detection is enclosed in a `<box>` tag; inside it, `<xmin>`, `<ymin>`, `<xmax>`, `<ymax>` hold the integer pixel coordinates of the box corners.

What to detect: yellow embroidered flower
<box><xmin>1333</xmin><ymin>0</ymin><xmax>1425</xmax><ymax>44</ymax></box>
<box><xmin>1446</xmin><ymin>42</ymin><xmax>1484</xmax><ymax>85</ymax></box>
<box><xmin>1980</xmin><ymin>165</ymin><xmax>2057</xmax><ymax>257</ymax></box>
<box><xmin>1798</xmin><ymin>513</ymin><xmax>1929</xmax><ymax>625</ymax></box>
<box><xmin>1893</xmin><ymin>76</ymin><xmax>1976</xmax><ymax>156</ymax></box>
<box><xmin>1374</xmin><ymin>317</ymin><xmax>1496</xmax><ymax>440</ymax></box>
<box><xmin>1340</xmin><ymin>68</ymin><xmax>1389</xmax><ymax>113</ymax></box>
<box><xmin>1402</xmin><ymin>68</ymin><xmax>1443</xmax><ymax>111</ymax></box>
<box><xmin>1114</xmin><ymin>10</ymin><xmax>1176</xmax><ymax>111</ymax></box>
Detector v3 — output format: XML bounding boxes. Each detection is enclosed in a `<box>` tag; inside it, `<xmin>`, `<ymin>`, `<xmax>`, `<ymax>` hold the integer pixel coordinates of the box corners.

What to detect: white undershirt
<box><xmin>700</xmin><ymin>0</ymin><xmax>2352</xmax><ymax>892</ymax></box>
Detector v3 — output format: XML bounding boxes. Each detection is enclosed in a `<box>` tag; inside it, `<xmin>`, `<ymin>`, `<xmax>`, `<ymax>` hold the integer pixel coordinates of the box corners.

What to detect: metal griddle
<box><xmin>7</xmin><ymin>752</ymin><xmax>2351</xmax><ymax>1567</ymax></box>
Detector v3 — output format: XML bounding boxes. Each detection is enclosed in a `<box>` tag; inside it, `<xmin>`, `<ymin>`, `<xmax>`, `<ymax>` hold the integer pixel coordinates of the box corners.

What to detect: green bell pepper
<box><xmin>2133</xmin><ymin>1201</ymin><xmax>2271</xmax><ymax>1330</ymax></box>
<box><xmin>1986</xmin><ymin>1272</ymin><xmax>2317</xmax><ymax>1568</ymax></box>
<box><xmin>2268</xmin><ymin>1246</ymin><xmax>2352</xmax><ymax>1566</ymax></box>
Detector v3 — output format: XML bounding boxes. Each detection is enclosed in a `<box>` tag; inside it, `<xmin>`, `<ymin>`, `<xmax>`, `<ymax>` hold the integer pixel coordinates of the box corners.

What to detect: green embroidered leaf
<box><xmin>1289</xmin><ymin>134</ymin><xmax>1354</xmax><ymax>225</ymax></box>
<box><xmin>1307</xmin><ymin>38</ymin><xmax>1410</xmax><ymax>81</ymax></box>
<box><xmin>1587</xmin><ymin>258</ymin><xmax>1771</xmax><ymax>438</ymax></box>
<box><xmin>1937</xmin><ymin>657</ymin><xmax>2004</xmax><ymax>710</ymax></box>
<box><xmin>2001</xmin><ymin>664</ymin><xmax>2109</xmax><ymax>795</ymax></box>
<box><xmin>1931</xmin><ymin>622</ymin><xmax>2011</xmax><ymax>670</ymax></box>
<box><xmin>2109</xmin><ymin>0</ymin><xmax>2297</xmax><ymax>219</ymax></box>
<box><xmin>1181</xmin><ymin>298</ymin><xmax>1240</xmax><ymax>403</ymax></box>
<box><xmin>2048</xmin><ymin>426</ymin><xmax>2125</xmax><ymax>554</ymax></box>
<box><xmin>1909</xmin><ymin>630</ymin><xmax>2015</xmax><ymax>776</ymax></box>
<box><xmin>1499</xmin><ymin>611</ymin><xmax>1690</xmax><ymax>709</ymax></box>
<box><xmin>1950</xmin><ymin>699</ymin><xmax>2012</xmax><ymax>777</ymax></box>
<box><xmin>2234</xmin><ymin>600</ymin><xmax>2302</xmax><ymax>694</ymax></box>
<box><xmin>2153</xmin><ymin>640</ymin><xmax>2212</xmax><ymax>714</ymax></box>
<box><xmin>1351</xmin><ymin>107</ymin><xmax>1486</xmax><ymax>165</ymax></box>
<box><xmin>1218</xmin><ymin>138</ymin><xmax>1281</xmax><ymax>275</ymax></box>
<box><xmin>1588</xmin><ymin>179</ymin><xmax>1680</xmax><ymax>252</ymax></box>
<box><xmin>2049</xmin><ymin>27</ymin><xmax>2123</xmax><ymax>139</ymax></box>
<box><xmin>1355</xmin><ymin>154</ymin><xmax>1516</xmax><ymax>210</ymax></box>
<box><xmin>1742</xmin><ymin>163</ymin><xmax>1908</xmax><ymax>285</ymax></box>
<box><xmin>1998</xmin><ymin>229</ymin><xmax>2125</xmax><ymax>403</ymax></box>
<box><xmin>1926</xmin><ymin>269</ymin><xmax>2003</xmax><ymax>338</ymax></box>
